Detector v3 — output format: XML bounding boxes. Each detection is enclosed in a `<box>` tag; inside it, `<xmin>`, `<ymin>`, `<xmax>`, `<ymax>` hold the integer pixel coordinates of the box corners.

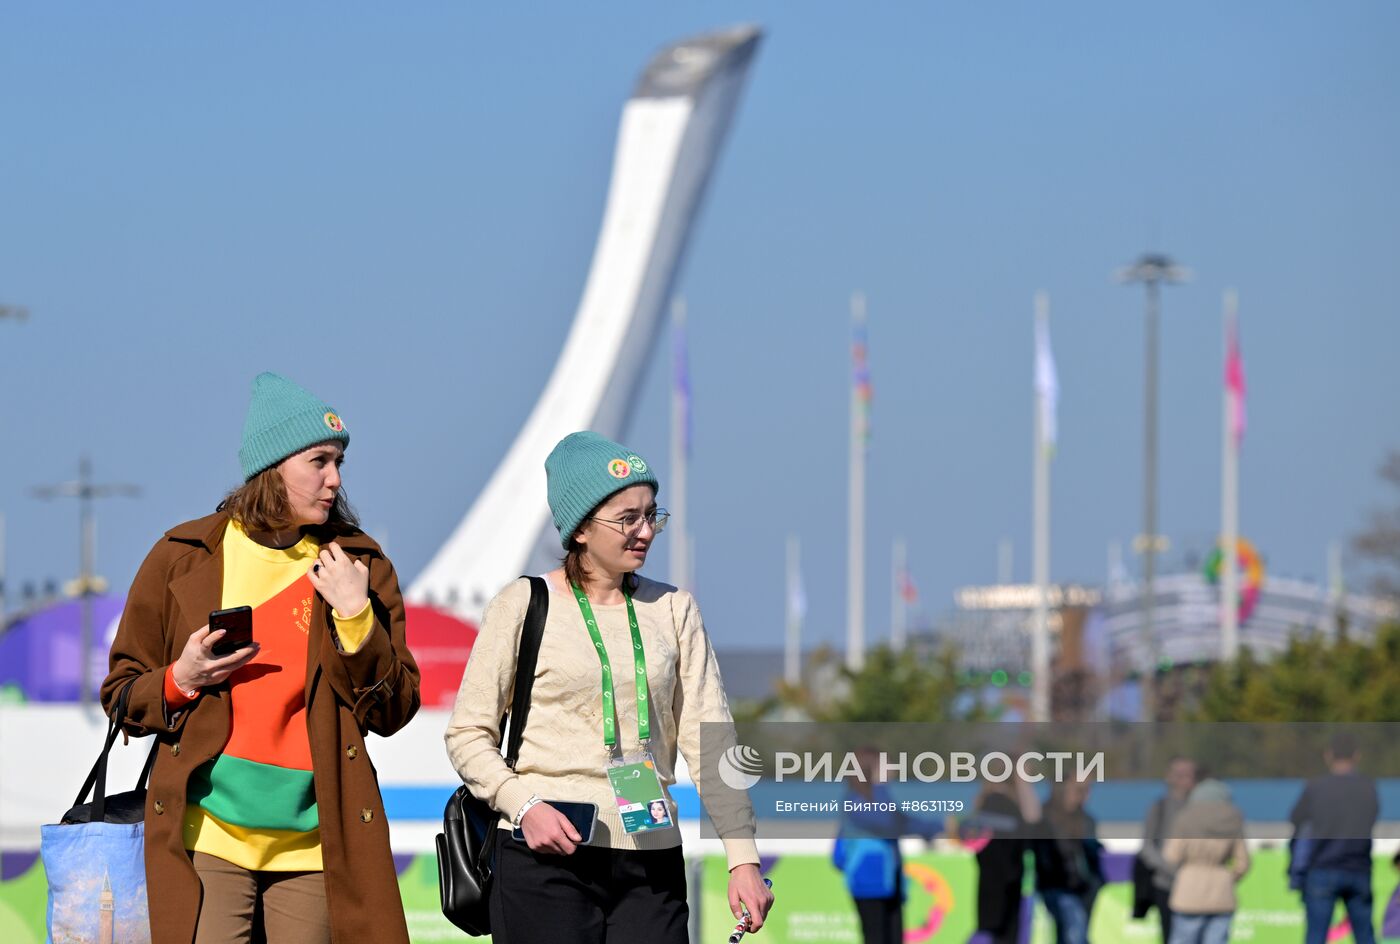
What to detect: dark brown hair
<box><xmin>216</xmin><ymin>466</ymin><xmax>360</xmax><ymax>534</ymax></box>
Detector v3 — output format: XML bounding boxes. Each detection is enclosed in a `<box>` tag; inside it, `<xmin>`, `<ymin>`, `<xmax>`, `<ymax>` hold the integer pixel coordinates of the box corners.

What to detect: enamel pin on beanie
<box><xmin>544</xmin><ymin>431</ymin><xmax>659</xmax><ymax>548</ymax></box>
<box><xmin>238</xmin><ymin>372</ymin><xmax>351</xmax><ymax>480</ymax></box>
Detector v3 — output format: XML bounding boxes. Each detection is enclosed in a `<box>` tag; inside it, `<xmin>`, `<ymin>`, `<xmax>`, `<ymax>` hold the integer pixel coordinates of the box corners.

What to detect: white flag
<box><xmin>1034</xmin><ymin>310</ymin><xmax>1058</xmax><ymax>454</ymax></box>
<box><xmin>787</xmin><ymin>558</ymin><xmax>807</xmax><ymax>623</ymax></box>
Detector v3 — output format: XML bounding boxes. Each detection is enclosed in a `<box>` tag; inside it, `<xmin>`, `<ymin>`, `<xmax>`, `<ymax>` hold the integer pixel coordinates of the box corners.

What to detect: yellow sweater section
<box><xmin>445</xmin><ymin>576</ymin><xmax>760</xmax><ymax>869</ymax></box>
<box><xmin>221</xmin><ymin>522</ymin><xmax>374</xmax><ymax>652</ymax></box>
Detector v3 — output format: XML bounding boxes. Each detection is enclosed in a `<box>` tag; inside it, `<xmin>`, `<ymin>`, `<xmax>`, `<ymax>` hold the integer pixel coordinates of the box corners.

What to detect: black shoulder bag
<box><xmin>437</xmin><ymin>575</ymin><xmax>548</xmax><ymax>936</ymax></box>
<box><xmin>63</xmin><ymin>677</ymin><xmax>159</xmax><ymax>825</ymax></box>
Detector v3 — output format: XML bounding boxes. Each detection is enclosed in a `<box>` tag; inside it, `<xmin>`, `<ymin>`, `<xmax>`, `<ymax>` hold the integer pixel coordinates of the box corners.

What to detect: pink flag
<box><xmin>1225</xmin><ymin>319</ymin><xmax>1246</xmax><ymax>445</ymax></box>
<box><xmin>899</xmin><ymin>568</ymin><xmax>918</xmax><ymax>605</ymax></box>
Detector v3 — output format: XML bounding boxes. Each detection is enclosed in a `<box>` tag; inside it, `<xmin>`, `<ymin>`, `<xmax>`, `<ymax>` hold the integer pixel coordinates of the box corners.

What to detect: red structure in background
<box><xmin>0</xmin><ymin>596</ymin><xmax>478</xmax><ymax>708</ymax></box>
<box><xmin>403</xmin><ymin>604</ymin><xmax>478</xmax><ymax>709</ymax></box>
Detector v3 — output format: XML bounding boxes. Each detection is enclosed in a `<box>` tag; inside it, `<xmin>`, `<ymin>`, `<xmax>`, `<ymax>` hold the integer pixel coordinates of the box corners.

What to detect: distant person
<box><xmin>1033</xmin><ymin>778</ymin><xmax>1104</xmax><ymax>944</ymax></box>
<box><xmin>1290</xmin><ymin>733</ymin><xmax>1380</xmax><ymax>944</ymax></box>
<box><xmin>102</xmin><ymin>372</ymin><xmax>421</xmax><ymax>944</ymax></box>
<box><xmin>967</xmin><ymin>776</ymin><xmax>1041</xmax><ymax>944</ymax></box>
<box><xmin>1137</xmin><ymin>756</ymin><xmax>1199</xmax><ymax>942</ymax></box>
<box><xmin>832</xmin><ymin>745</ymin><xmax>942</xmax><ymax>944</ymax></box>
<box><xmin>1163</xmin><ymin>779</ymin><xmax>1250</xmax><ymax>944</ymax></box>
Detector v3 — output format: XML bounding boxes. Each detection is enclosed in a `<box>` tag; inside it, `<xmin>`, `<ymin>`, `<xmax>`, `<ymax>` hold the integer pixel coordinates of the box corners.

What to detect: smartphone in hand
<box><xmin>512</xmin><ymin>800</ymin><xmax>597</xmax><ymax>844</ymax></box>
<box><xmin>209</xmin><ymin>606</ymin><xmax>254</xmax><ymax>657</ymax></box>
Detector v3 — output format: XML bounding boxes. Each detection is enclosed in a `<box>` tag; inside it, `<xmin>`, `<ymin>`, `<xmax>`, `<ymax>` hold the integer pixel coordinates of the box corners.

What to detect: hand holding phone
<box><xmin>171</xmin><ymin>611</ymin><xmax>259</xmax><ymax>694</ymax></box>
<box><xmin>209</xmin><ymin>606</ymin><xmax>254</xmax><ymax>657</ymax></box>
<box><xmin>515</xmin><ymin>800</ymin><xmax>597</xmax><ymax>855</ymax></box>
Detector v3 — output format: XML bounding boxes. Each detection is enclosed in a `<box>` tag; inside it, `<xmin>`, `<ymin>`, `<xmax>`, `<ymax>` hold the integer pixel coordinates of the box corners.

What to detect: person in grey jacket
<box><xmin>1138</xmin><ymin>756</ymin><xmax>1198</xmax><ymax>941</ymax></box>
<box><xmin>1164</xmin><ymin>779</ymin><xmax>1250</xmax><ymax>944</ymax></box>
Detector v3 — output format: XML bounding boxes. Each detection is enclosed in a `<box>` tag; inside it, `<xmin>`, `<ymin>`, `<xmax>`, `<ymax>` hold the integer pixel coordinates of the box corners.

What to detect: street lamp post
<box><xmin>33</xmin><ymin>458</ymin><xmax>140</xmax><ymax>706</ymax></box>
<box><xmin>1115</xmin><ymin>253</ymin><xmax>1189</xmax><ymax>719</ymax></box>
<box><xmin>1</xmin><ymin>304</ymin><xmax>26</xmax><ymax>625</ymax></box>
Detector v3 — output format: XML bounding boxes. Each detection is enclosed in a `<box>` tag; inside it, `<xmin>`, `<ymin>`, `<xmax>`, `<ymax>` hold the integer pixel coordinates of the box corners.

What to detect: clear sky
<box><xmin>1</xmin><ymin>3</ymin><xmax>1396</xmax><ymax>650</ymax></box>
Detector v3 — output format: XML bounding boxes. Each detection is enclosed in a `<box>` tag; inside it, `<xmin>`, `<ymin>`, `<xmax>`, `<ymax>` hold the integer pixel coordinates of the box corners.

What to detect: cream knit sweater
<box><xmin>445</xmin><ymin>575</ymin><xmax>759</xmax><ymax>869</ymax></box>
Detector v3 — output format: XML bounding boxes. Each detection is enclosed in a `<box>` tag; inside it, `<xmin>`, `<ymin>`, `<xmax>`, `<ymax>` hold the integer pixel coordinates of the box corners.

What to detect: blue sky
<box><xmin>1</xmin><ymin>4</ymin><xmax>1397</xmax><ymax>650</ymax></box>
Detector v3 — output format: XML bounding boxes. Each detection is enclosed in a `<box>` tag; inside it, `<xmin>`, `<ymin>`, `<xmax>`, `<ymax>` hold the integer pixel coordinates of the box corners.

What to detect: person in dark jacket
<box><xmin>1290</xmin><ymin>733</ymin><xmax>1379</xmax><ymax>944</ymax></box>
<box><xmin>1034</xmin><ymin>778</ymin><xmax>1103</xmax><ymax>944</ymax></box>
<box><xmin>967</xmin><ymin>776</ymin><xmax>1042</xmax><ymax>944</ymax></box>
<box><xmin>1137</xmin><ymin>756</ymin><xmax>1198</xmax><ymax>941</ymax></box>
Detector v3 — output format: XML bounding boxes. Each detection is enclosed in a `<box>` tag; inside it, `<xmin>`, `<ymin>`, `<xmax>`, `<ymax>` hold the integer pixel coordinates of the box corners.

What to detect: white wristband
<box><xmin>513</xmin><ymin>795</ymin><xmax>543</xmax><ymax>828</ymax></box>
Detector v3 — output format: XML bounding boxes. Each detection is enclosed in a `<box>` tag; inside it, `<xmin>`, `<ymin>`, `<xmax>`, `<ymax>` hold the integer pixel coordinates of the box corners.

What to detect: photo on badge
<box><xmin>607</xmin><ymin>759</ymin><xmax>673</xmax><ymax>834</ymax></box>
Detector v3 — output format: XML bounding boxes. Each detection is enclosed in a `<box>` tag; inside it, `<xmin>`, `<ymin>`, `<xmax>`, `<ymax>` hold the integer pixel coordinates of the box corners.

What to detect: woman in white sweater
<box><xmin>446</xmin><ymin>431</ymin><xmax>774</xmax><ymax>942</ymax></box>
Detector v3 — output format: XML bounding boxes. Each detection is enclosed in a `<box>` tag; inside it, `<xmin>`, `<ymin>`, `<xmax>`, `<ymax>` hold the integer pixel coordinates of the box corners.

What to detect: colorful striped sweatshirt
<box><xmin>169</xmin><ymin>521</ymin><xmax>373</xmax><ymax>871</ymax></box>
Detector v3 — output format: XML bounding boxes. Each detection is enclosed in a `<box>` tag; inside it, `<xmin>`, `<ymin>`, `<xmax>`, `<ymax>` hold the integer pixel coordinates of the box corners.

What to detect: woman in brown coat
<box><xmin>102</xmin><ymin>372</ymin><xmax>420</xmax><ymax>944</ymax></box>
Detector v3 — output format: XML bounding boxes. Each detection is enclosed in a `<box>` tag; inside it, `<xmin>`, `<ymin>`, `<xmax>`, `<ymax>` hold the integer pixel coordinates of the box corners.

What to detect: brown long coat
<box><xmin>100</xmin><ymin>512</ymin><xmax>421</xmax><ymax>944</ymax></box>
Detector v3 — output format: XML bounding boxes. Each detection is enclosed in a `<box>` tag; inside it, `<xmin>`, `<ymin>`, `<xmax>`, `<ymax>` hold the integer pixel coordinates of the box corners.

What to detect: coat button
<box><xmin>346</xmin><ymin>746</ymin><xmax>358</xmax><ymax>759</ymax></box>
<box><xmin>154</xmin><ymin>801</ymin><xmax>166</xmax><ymax>815</ymax></box>
<box><xmin>170</xmin><ymin>743</ymin><xmax>181</xmax><ymax>757</ymax></box>
<box><xmin>360</xmin><ymin>808</ymin><xmax>374</xmax><ymax>823</ymax></box>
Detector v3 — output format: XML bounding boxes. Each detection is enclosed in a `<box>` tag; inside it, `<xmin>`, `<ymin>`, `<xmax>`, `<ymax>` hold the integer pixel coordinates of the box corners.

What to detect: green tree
<box><xmin>1192</xmin><ymin>622</ymin><xmax>1400</xmax><ymax>722</ymax></box>
<box><xmin>825</xmin><ymin>644</ymin><xmax>994</xmax><ymax>723</ymax></box>
<box><xmin>1354</xmin><ymin>450</ymin><xmax>1400</xmax><ymax>599</ymax></box>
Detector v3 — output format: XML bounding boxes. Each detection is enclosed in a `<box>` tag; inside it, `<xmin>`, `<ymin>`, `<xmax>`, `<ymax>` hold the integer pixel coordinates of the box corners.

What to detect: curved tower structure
<box><xmin>408</xmin><ymin>26</ymin><xmax>762</xmax><ymax>618</ymax></box>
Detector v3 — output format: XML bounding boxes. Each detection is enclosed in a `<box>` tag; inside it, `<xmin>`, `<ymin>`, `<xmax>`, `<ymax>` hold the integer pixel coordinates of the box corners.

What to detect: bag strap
<box><xmin>501</xmin><ymin>575</ymin><xmax>548</xmax><ymax>770</ymax></box>
<box><xmin>74</xmin><ymin>675</ymin><xmax>139</xmax><ymax>820</ymax></box>
<box><xmin>137</xmin><ymin>735</ymin><xmax>159</xmax><ymax>789</ymax></box>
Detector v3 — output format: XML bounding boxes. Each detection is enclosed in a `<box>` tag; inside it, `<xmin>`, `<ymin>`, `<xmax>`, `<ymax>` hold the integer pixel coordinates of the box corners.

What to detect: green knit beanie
<box><xmin>239</xmin><ymin>372</ymin><xmax>350</xmax><ymax>480</ymax></box>
<box><xmin>545</xmin><ymin>431</ymin><xmax>660</xmax><ymax>548</ymax></box>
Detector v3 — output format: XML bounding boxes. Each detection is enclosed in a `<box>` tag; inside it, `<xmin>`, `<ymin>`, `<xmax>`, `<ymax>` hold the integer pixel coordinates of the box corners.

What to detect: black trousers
<box><xmin>854</xmin><ymin>896</ymin><xmax>902</xmax><ymax>944</ymax></box>
<box><xmin>1152</xmin><ymin>885</ymin><xmax>1173</xmax><ymax>942</ymax></box>
<box><xmin>490</xmin><ymin>835</ymin><xmax>689</xmax><ymax>944</ymax></box>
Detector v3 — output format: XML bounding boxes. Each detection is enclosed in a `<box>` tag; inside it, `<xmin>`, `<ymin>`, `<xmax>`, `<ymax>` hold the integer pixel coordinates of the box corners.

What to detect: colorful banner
<box><xmin>3</xmin><ymin>848</ymin><xmax>1398</xmax><ymax>942</ymax></box>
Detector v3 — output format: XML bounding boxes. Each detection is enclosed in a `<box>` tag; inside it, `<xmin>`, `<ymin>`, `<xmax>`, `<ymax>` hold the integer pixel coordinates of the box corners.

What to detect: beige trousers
<box><xmin>190</xmin><ymin>851</ymin><xmax>331</xmax><ymax>944</ymax></box>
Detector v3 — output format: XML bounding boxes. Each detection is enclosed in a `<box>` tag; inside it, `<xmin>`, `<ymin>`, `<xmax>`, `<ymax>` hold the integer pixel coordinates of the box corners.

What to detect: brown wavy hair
<box><xmin>216</xmin><ymin>466</ymin><xmax>360</xmax><ymax>535</ymax></box>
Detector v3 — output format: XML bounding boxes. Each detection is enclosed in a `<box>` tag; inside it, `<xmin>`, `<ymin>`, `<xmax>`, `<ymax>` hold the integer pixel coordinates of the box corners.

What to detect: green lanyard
<box><xmin>571</xmin><ymin>582</ymin><xmax>650</xmax><ymax>749</ymax></box>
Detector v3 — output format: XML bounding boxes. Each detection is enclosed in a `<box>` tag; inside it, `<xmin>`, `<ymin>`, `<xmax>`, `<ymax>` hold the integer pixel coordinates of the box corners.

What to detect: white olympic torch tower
<box><xmin>409</xmin><ymin>27</ymin><xmax>762</xmax><ymax>619</ymax></box>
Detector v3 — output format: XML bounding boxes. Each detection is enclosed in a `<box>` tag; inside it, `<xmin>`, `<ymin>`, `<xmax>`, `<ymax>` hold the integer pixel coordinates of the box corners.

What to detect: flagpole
<box><xmin>1221</xmin><ymin>289</ymin><xmax>1240</xmax><ymax>661</ymax></box>
<box><xmin>1031</xmin><ymin>290</ymin><xmax>1052</xmax><ymax>722</ymax></box>
<box><xmin>0</xmin><ymin>512</ymin><xmax>6</xmax><ymax>624</ymax></box>
<box><xmin>892</xmin><ymin>537</ymin><xmax>907</xmax><ymax>651</ymax></box>
<box><xmin>847</xmin><ymin>291</ymin><xmax>867</xmax><ymax>672</ymax></box>
<box><xmin>670</xmin><ymin>297</ymin><xmax>690</xmax><ymax>590</ymax></box>
<box><xmin>1328</xmin><ymin>541</ymin><xmax>1344</xmax><ymax>637</ymax></box>
<box><xmin>786</xmin><ymin>535</ymin><xmax>802</xmax><ymax>686</ymax></box>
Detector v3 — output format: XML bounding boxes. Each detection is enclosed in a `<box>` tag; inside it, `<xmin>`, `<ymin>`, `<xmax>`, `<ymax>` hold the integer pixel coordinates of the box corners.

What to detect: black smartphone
<box><xmin>209</xmin><ymin>606</ymin><xmax>254</xmax><ymax>657</ymax></box>
<box><xmin>512</xmin><ymin>800</ymin><xmax>597</xmax><ymax>844</ymax></box>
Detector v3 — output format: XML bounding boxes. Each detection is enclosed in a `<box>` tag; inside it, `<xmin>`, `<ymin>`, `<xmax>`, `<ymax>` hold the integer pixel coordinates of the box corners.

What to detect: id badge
<box><xmin>606</xmin><ymin>757</ymin><xmax>673</xmax><ymax>834</ymax></box>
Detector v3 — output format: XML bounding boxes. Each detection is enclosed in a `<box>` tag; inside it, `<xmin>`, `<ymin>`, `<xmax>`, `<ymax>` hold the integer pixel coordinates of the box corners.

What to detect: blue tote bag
<box><xmin>40</xmin><ymin>679</ymin><xmax>156</xmax><ymax>944</ymax></box>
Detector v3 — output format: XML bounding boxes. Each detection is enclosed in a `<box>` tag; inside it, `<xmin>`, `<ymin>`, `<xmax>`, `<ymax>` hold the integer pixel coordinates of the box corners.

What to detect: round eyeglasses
<box><xmin>588</xmin><ymin>508</ymin><xmax>669</xmax><ymax>538</ymax></box>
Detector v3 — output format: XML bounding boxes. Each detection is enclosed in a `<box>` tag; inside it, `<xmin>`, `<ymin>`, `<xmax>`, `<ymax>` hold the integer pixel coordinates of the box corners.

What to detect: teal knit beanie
<box><xmin>545</xmin><ymin>431</ymin><xmax>660</xmax><ymax>548</ymax></box>
<box><xmin>239</xmin><ymin>372</ymin><xmax>350</xmax><ymax>480</ymax></box>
